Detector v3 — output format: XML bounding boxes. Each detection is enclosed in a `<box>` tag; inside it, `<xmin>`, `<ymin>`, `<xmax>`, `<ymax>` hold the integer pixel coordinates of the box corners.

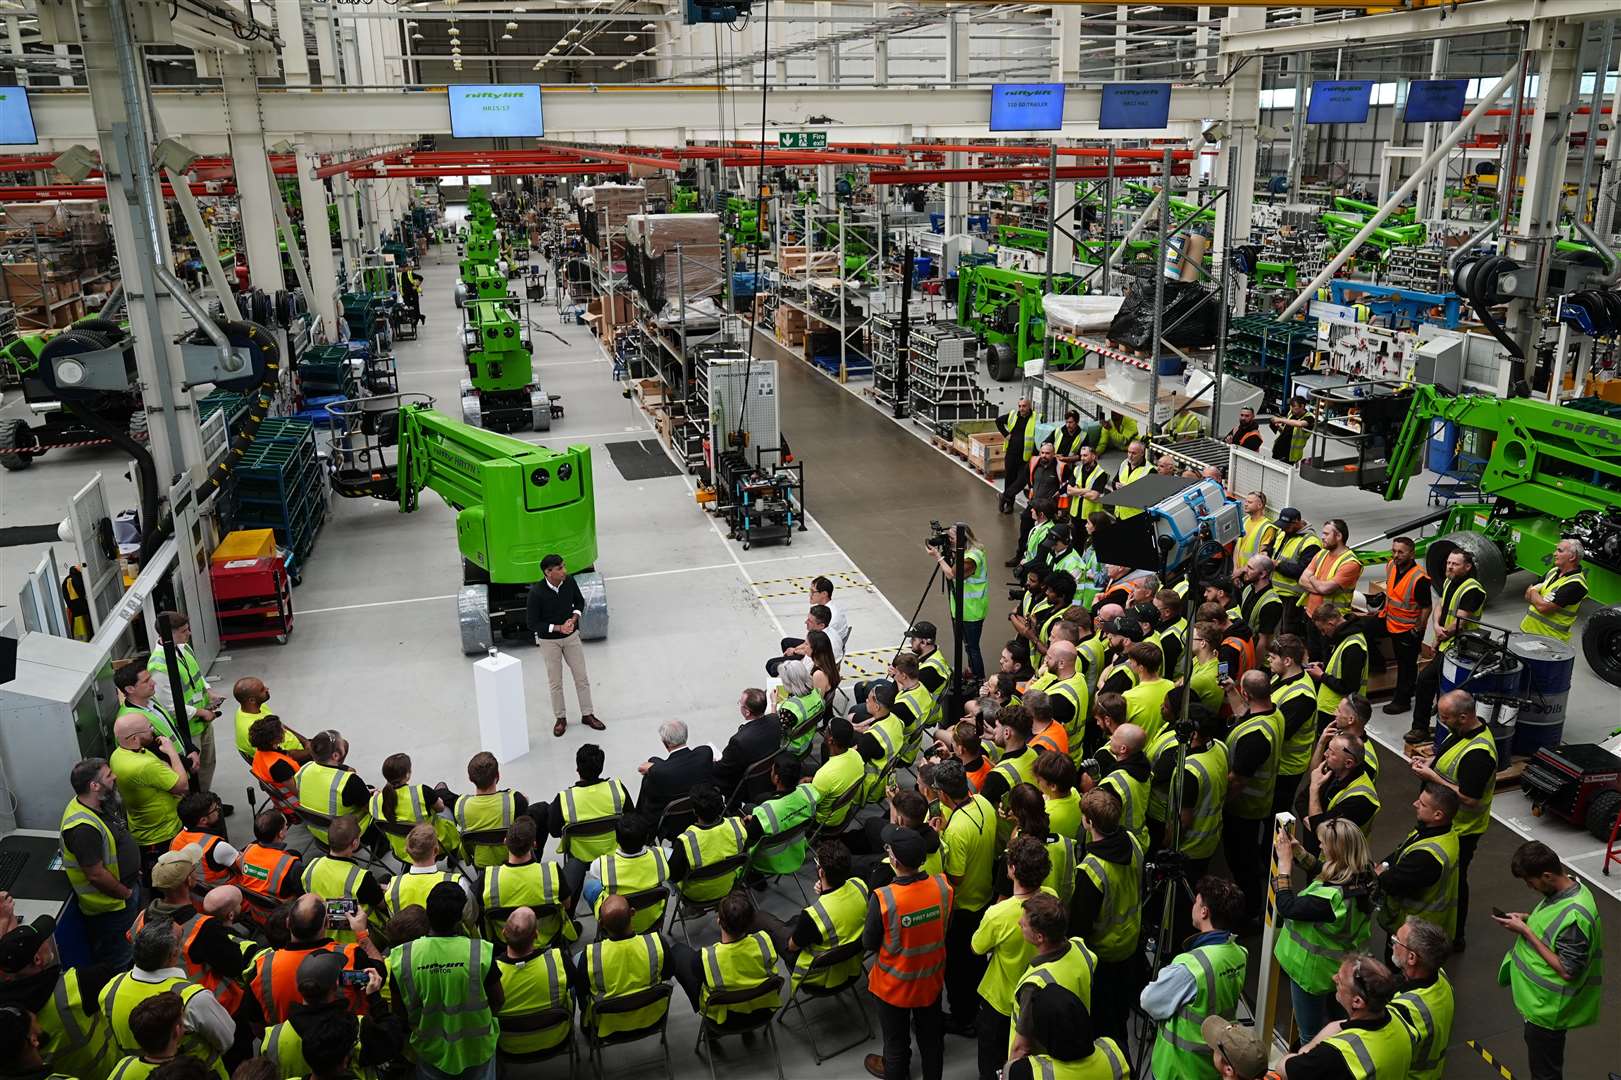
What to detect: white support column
<box><xmin>948</xmin><ymin>14</ymin><xmax>970</xmax><ymax>86</ymax></box>
<box><xmin>874</xmin><ymin>3</ymin><xmax>889</xmax><ymax>87</ymax></box>
<box><xmin>1509</xmin><ymin>21</ymin><xmax>1581</xmax><ymax>353</ymax></box>
<box><xmin>276</xmin><ymin>0</ymin><xmax>309</xmax><ymax>86</ymax></box>
<box><xmin>7</xmin><ymin>18</ymin><xmax>27</xmax><ymax>88</ymax></box>
<box><xmin>815</xmin><ymin>2</ymin><xmax>836</xmax><ymax>85</ymax></box>
<box><xmin>945</xmin><ymin>152</ymin><xmax>967</xmax><ymax>235</ymax></box>
<box><xmin>75</xmin><ymin>1</ymin><xmax>203</xmax><ymax>484</ymax></box>
<box><xmin>1113</xmin><ymin>7</ymin><xmax>1128</xmax><ymax>81</ymax></box>
<box><xmin>220</xmin><ymin>52</ymin><xmax>282</xmax><ymax>293</ymax></box>
<box><xmin>1418</xmin><ymin>39</ymin><xmax>1449</xmax><ymax>220</ymax></box>
<box><xmin>296</xmin><ymin>141</ymin><xmax>338</xmax><ymax>333</ymax></box>
<box><xmin>1215</xmin><ymin>8</ymin><xmax>1264</xmax><ymax>311</ymax></box>
<box><xmin>1053</xmin><ymin>8</ymin><xmax>1081</xmax><ymax>83</ymax></box>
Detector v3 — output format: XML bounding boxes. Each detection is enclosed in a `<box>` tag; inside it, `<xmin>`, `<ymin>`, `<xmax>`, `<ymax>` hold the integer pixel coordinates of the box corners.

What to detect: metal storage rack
<box><xmin>871</xmin><ymin>312</ymin><xmax>907</xmax><ymax>415</ymax></box>
<box><xmin>767</xmin><ymin>203</ymin><xmax>889</xmax><ymax>382</ymax></box>
<box><xmin>1224</xmin><ymin>315</ymin><xmax>1318</xmax><ymax>412</ymax></box>
<box><xmin>908</xmin><ymin>320</ymin><xmax>992</xmax><ymax>438</ymax></box>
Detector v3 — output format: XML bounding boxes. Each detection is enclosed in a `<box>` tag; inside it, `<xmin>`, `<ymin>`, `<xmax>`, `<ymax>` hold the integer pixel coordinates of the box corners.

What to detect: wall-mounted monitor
<box><xmin>448</xmin><ymin>85</ymin><xmax>544</xmax><ymax>139</ymax></box>
<box><xmin>0</xmin><ymin>86</ymin><xmax>39</xmax><ymax>146</ymax></box>
<box><xmin>990</xmin><ymin>83</ymin><xmax>1067</xmax><ymax>133</ymax></box>
<box><xmin>1403</xmin><ymin>79</ymin><xmax>1469</xmax><ymax>123</ymax></box>
<box><xmin>1099</xmin><ymin>83</ymin><xmax>1172</xmax><ymax>131</ymax></box>
<box><xmin>1306</xmin><ymin>80</ymin><xmax>1374</xmax><ymax>125</ymax></box>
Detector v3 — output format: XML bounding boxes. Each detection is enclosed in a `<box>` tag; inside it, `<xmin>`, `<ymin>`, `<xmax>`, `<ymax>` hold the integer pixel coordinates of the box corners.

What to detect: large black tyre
<box><xmin>986</xmin><ymin>342</ymin><xmax>1018</xmax><ymax>382</ymax></box>
<box><xmin>1580</xmin><ymin>605</ymin><xmax>1621</xmax><ymax>689</ymax></box>
<box><xmin>1423</xmin><ymin>531</ymin><xmax>1508</xmax><ymax>602</ymax></box>
<box><xmin>0</xmin><ymin>417</ymin><xmax>34</xmax><ymax>471</ymax></box>
<box><xmin>1585</xmin><ymin>789</ymin><xmax>1621</xmax><ymax>843</ymax></box>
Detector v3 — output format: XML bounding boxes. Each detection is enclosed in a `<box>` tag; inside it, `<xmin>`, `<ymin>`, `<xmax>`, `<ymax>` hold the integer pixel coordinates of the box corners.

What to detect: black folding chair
<box><xmin>655</xmin><ymin>797</ymin><xmax>696</xmax><ymax>843</ymax></box>
<box><xmin>496</xmin><ymin>1003</ymin><xmax>577</xmax><ymax>1073</ymax></box>
<box><xmin>777</xmin><ymin>942</ymin><xmax>873</xmax><ymax>1064</ymax></box>
<box><xmin>667</xmin><ymin>853</ymin><xmax>751</xmax><ymax>943</ymax></box>
<box><xmin>612</xmin><ymin>884</ymin><xmax>670</xmax><ymax>936</ymax></box>
<box><xmin>727</xmin><ymin>753</ymin><xmax>780</xmax><ymax>810</ymax></box>
<box><xmin>483</xmin><ymin>902</ymin><xmax>568</xmax><ymax>949</ymax></box>
<box><xmin>560</xmin><ymin>816</ymin><xmax>622</xmax><ymax>864</ymax></box>
<box><xmin>694</xmin><ymin>976</ymin><xmax>786</xmax><ymax>1080</ymax></box>
<box><xmin>458</xmin><ymin>827</ymin><xmax>509</xmax><ymax>871</ymax></box>
<box><xmin>584</xmin><ymin>983</ymin><xmax>675</xmax><ymax>1080</ymax></box>
<box><xmin>805</xmin><ymin>781</ymin><xmax>861</xmax><ymax>850</ymax></box>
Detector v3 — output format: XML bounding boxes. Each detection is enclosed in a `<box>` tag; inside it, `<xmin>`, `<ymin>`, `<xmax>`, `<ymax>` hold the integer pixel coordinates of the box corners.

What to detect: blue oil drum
<box><xmin>1508</xmin><ymin>633</ymin><xmax>1577</xmax><ymax>756</ymax></box>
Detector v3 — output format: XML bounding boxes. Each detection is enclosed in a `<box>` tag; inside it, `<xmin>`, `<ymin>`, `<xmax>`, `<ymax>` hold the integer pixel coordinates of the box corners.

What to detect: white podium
<box><xmin>473</xmin><ymin>649</ymin><xmax>529</xmax><ymax>764</ymax></box>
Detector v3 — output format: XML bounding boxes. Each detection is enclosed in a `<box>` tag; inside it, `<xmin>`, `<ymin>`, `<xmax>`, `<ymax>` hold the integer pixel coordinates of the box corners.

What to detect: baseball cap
<box><xmin>1105</xmin><ymin>615</ymin><xmax>1143</xmax><ymax>640</ymax></box>
<box><xmin>0</xmin><ymin>915</ymin><xmax>56</xmax><ymax>973</ymax></box>
<box><xmin>296</xmin><ymin>950</ymin><xmax>347</xmax><ymax>997</ymax></box>
<box><xmin>1201</xmin><ymin>1016</ymin><xmax>1268</xmax><ymax>1079</ymax></box>
<box><xmin>880</xmin><ymin>825</ymin><xmax>929</xmax><ymax>870</ymax></box>
<box><xmin>151</xmin><ymin>843</ymin><xmax>203</xmax><ymax>891</ymax></box>
<box><xmin>1276</xmin><ymin>507</ymin><xmax>1302</xmax><ymax>524</ymax></box>
<box><xmin>907</xmin><ymin>621</ymin><xmax>938</xmax><ymax>641</ymax></box>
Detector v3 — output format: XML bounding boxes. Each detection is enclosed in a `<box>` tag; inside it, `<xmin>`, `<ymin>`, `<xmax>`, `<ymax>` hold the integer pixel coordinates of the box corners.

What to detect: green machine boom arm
<box><xmin>332</xmin><ymin>397</ymin><xmax>603</xmax><ymax>651</ymax></box>
<box><xmin>1339</xmin><ymin>383</ymin><xmax>1621</xmax><ymax>684</ymax></box>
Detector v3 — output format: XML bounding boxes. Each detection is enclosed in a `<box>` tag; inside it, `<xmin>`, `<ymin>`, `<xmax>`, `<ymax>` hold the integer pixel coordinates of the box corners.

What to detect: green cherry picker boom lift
<box><xmin>325</xmin><ymin>393</ymin><xmax>607</xmax><ymax>654</ymax></box>
<box><xmin>1299</xmin><ymin>381</ymin><xmax>1621</xmax><ymax>686</ymax></box>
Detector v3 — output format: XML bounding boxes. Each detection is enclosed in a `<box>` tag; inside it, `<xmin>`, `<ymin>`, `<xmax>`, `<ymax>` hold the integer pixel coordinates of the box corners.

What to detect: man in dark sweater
<box><xmin>525</xmin><ymin>553</ymin><xmax>603</xmax><ymax>737</ymax></box>
<box><xmin>996</xmin><ymin>398</ymin><xmax>1036</xmax><ymax>515</ymax></box>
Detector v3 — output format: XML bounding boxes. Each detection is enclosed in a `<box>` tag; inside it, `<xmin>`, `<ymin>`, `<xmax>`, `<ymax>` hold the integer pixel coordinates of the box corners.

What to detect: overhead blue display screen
<box><xmin>990</xmin><ymin>84</ymin><xmax>1066</xmax><ymax>132</ymax></box>
<box><xmin>1403</xmin><ymin>79</ymin><xmax>1469</xmax><ymax>123</ymax></box>
<box><xmin>448</xmin><ymin>85</ymin><xmax>544</xmax><ymax>139</ymax></box>
<box><xmin>1099</xmin><ymin>83</ymin><xmax>1172</xmax><ymax>130</ymax></box>
<box><xmin>1306</xmin><ymin>80</ymin><xmax>1374</xmax><ymax>125</ymax></box>
<box><xmin>0</xmin><ymin>86</ymin><xmax>39</xmax><ymax>146</ymax></box>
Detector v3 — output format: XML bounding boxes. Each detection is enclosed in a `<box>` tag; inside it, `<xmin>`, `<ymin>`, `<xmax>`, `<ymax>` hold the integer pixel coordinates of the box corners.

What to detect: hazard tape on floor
<box><xmin>750</xmin><ymin>569</ymin><xmax>873</xmax><ymax>598</ymax></box>
<box><xmin>1465</xmin><ymin>1040</ymin><xmax>1515</xmax><ymax>1080</ymax></box>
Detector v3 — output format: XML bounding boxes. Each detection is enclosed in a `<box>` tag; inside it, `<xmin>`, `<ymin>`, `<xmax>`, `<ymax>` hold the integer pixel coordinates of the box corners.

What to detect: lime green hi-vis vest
<box><xmin>1149</xmin><ymin>935</ymin><xmax>1247</xmax><ymax>1080</ymax></box>
<box><xmin>388</xmin><ymin>935</ymin><xmax>499</xmax><ymax>1074</ymax></box>
<box><xmin>1498</xmin><ymin>881</ymin><xmax>1604</xmax><ymax>1032</ymax></box>
<box><xmin>585</xmin><ymin>933</ymin><xmax>670</xmax><ymax>1038</ymax></box>
<box><xmin>495</xmin><ymin>947</ymin><xmax>573</xmax><ymax>1057</ymax></box>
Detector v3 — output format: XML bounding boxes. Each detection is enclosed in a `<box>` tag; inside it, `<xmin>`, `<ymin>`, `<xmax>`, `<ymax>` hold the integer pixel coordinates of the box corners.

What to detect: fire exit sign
<box><xmin>778</xmin><ymin>131</ymin><xmax>828</xmax><ymax>149</ymax></box>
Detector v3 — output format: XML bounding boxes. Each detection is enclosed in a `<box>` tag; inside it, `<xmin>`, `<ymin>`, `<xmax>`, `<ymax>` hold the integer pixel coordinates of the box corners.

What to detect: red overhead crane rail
<box><xmin>867</xmin><ymin>162</ymin><xmax>1188</xmax><ymax>185</ymax></box>
<box><xmin>0</xmin><ymin>182</ymin><xmax>237</xmax><ymax>201</ymax></box>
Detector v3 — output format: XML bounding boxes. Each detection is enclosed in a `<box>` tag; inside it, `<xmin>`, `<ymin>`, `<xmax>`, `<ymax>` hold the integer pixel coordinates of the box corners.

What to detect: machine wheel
<box><xmin>575</xmin><ymin>570</ymin><xmax>609</xmax><ymax>641</ymax></box>
<box><xmin>457</xmin><ymin>585</ymin><xmax>494</xmax><ymax>655</ymax></box>
<box><xmin>1423</xmin><ymin>531</ymin><xmax>1508</xmax><ymax>602</ymax></box>
<box><xmin>459</xmin><ymin>378</ymin><xmax>473</xmax><ymax>396</ymax></box>
<box><xmin>984</xmin><ymin>343</ymin><xmax>1017</xmax><ymax>382</ymax></box>
<box><xmin>1581</xmin><ymin>606</ymin><xmax>1621</xmax><ymax>689</ymax></box>
<box><xmin>1586</xmin><ymin>789</ymin><xmax>1621</xmax><ymax>842</ymax></box>
<box><xmin>0</xmin><ymin>417</ymin><xmax>34</xmax><ymax>471</ymax></box>
<box><xmin>461</xmin><ymin>394</ymin><xmax>483</xmax><ymax>428</ymax></box>
<box><xmin>528</xmin><ymin>388</ymin><xmax>551</xmax><ymax>432</ymax></box>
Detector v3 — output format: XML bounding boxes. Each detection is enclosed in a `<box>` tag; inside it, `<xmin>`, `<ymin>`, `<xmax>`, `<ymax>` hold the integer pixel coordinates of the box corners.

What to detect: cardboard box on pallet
<box><xmin>967</xmin><ymin>432</ymin><xmax>1006</xmax><ymax>475</ymax></box>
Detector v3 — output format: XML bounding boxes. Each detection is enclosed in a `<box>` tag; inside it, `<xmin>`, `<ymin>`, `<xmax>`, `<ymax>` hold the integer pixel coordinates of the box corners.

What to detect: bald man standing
<box><xmin>109</xmin><ymin>714</ymin><xmax>189</xmax><ymax>882</ymax></box>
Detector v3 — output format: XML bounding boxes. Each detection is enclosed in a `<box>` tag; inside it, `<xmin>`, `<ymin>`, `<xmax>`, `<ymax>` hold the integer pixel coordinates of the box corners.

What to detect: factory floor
<box><xmin>1</xmin><ymin>246</ymin><xmax>1616</xmax><ymax>1077</ymax></box>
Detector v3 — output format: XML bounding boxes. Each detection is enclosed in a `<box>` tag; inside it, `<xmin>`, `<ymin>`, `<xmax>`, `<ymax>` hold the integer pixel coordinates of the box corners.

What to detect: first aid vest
<box><xmin>868</xmin><ymin>873</ymin><xmax>952</xmax><ymax>1008</ymax></box>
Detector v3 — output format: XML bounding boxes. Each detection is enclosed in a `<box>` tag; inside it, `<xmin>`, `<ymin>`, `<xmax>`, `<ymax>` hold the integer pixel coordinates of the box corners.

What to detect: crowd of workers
<box><xmin>0</xmin><ymin>405</ymin><xmax>1608</xmax><ymax>1080</ymax></box>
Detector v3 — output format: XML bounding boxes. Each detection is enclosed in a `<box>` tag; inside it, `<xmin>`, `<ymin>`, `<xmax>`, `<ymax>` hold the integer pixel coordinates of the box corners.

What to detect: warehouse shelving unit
<box><xmin>766</xmin><ymin>203</ymin><xmax>889</xmax><ymax>383</ymax></box>
<box><xmin>1225</xmin><ymin>315</ymin><xmax>1318</xmax><ymax>412</ymax></box>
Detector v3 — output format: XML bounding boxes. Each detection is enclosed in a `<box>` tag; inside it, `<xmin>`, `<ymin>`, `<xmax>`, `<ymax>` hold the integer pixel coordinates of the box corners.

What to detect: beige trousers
<box><xmin>537</xmin><ymin>633</ymin><xmax>595</xmax><ymax>718</ymax></box>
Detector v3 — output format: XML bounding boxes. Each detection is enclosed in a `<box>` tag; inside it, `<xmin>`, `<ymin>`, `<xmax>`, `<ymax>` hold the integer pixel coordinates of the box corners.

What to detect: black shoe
<box><xmin>1382</xmin><ymin>700</ymin><xmax>1411</xmax><ymax>715</ymax></box>
<box><xmin>1402</xmin><ymin>729</ymin><xmax>1430</xmax><ymax>747</ymax></box>
<box><xmin>1004</xmin><ymin>555</ymin><xmax>1022</xmax><ymax>568</ymax></box>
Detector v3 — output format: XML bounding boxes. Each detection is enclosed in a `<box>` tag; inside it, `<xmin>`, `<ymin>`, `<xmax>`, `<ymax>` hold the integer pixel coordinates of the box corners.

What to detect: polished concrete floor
<box><xmin>2</xmin><ymin>243</ymin><xmax>1617</xmax><ymax>1077</ymax></box>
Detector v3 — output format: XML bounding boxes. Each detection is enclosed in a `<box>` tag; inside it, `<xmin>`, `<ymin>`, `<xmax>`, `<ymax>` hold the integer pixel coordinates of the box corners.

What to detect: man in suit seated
<box><xmin>637</xmin><ymin>719</ymin><xmax>715</xmax><ymax>827</ymax></box>
<box><xmin>713</xmin><ymin>688</ymin><xmax>783</xmax><ymax>807</ymax></box>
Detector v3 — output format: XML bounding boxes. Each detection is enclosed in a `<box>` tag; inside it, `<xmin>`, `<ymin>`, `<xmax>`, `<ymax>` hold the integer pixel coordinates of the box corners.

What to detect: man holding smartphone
<box><xmin>526</xmin><ymin>553</ymin><xmax>604</xmax><ymax>738</ymax></box>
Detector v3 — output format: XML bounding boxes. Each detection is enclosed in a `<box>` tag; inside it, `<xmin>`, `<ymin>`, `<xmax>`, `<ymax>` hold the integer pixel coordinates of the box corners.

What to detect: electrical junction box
<box><xmin>1412</xmin><ymin>327</ymin><xmax>1464</xmax><ymax>392</ymax></box>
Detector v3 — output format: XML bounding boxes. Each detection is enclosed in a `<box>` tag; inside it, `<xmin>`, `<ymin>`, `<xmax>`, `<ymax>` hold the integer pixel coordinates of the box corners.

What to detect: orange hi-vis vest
<box><xmin>171</xmin><ymin>830</ymin><xmax>235</xmax><ymax>894</ymax></box>
<box><xmin>1222</xmin><ymin>633</ymin><xmax>1256</xmax><ymax>678</ymax></box>
<box><xmin>868</xmin><ymin>873</ymin><xmax>953</xmax><ymax>1008</ymax></box>
<box><xmin>234</xmin><ymin>843</ymin><xmax>300</xmax><ymax>919</ymax></box>
<box><xmin>252</xmin><ymin>942</ymin><xmax>367</xmax><ymax>1025</ymax></box>
<box><xmin>1383</xmin><ymin>562</ymin><xmax>1430</xmax><ymax>635</ymax></box>
<box><xmin>251</xmin><ymin>750</ymin><xmax>301</xmax><ymax>818</ymax></box>
<box><xmin>127</xmin><ymin>911</ymin><xmax>246</xmax><ymax>1014</ymax></box>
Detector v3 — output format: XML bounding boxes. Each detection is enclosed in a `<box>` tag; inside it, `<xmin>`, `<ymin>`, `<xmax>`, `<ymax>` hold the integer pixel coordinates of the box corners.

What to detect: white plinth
<box><xmin>473</xmin><ymin>650</ymin><xmax>529</xmax><ymax>764</ymax></box>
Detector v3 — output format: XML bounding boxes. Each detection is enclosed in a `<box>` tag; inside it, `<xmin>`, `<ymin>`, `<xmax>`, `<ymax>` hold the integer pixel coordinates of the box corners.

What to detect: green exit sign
<box><xmin>778</xmin><ymin>131</ymin><xmax>828</xmax><ymax>150</ymax></box>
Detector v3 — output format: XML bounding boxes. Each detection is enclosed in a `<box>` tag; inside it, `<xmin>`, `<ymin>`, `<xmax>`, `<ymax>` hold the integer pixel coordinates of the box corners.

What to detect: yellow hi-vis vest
<box><xmin>1519</xmin><ymin>568</ymin><xmax>1587</xmax><ymax>641</ymax></box>
<box><xmin>495</xmin><ymin>948</ymin><xmax>573</xmax><ymax>1056</ymax></box>
<box><xmin>294</xmin><ymin>762</ymin><xmax>372</xmax><ymax>844</ymax></box>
